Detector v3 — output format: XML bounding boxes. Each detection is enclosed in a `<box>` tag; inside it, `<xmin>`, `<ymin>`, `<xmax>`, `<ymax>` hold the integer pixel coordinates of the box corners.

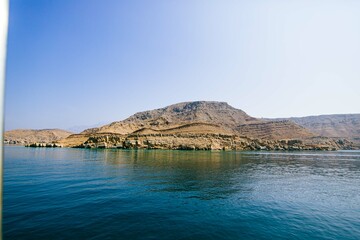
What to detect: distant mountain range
<box><xmin>5</xmin><ymin>101</ymin><xmax>359</xmax><ymax>150</ymax></box>
<box><xmin>270</xmin><ymin>114</ymin><xmax>360</xmax><ymax>140</ymax></box>
<box><xmin>4</xmin><ymin>129</ymin><xmax>73</xmax><ymax>145</ymax></box>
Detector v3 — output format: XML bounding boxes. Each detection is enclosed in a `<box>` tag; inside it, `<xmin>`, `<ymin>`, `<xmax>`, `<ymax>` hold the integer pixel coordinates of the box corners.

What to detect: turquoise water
<box><xmin>4</xmin><ymin>146</ymin><xmax>360</xmax><ymax>239</ymax></box>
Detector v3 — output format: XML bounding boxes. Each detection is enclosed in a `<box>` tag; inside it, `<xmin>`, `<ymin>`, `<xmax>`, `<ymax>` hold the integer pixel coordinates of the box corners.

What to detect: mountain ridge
<box><xmin>4</xmin><ymin>129</ymin><xmax>73</xmax><ymax>145</ymax></box>
<box><xmin>53</xmin><ymin>101</ymin><xmax>344</xmax><ymax>150</ymax></box>
<box><xmin>6</xmin><ymin>101</ymin><xmax>359</xmax><ymax>150</ymax></box>
<box><xmin>81</xmin><ymin>101</ymin><xmax>260</xmax><ymax>135</ymax></box>
<box><xmin>270</xmin><ymin>114</ymin><xmax>360</xmax><ymax>139</ymax></box>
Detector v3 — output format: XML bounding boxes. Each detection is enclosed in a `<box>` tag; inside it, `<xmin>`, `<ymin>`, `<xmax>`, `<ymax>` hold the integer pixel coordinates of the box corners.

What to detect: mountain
<box><xmin>53</xmin><ymin>101</ymin><xmax>346</xmax><ymax>150</ymax></box>
<box><xmin>81</xmin><ymin>101</ymin><xmax>259</xmax><ymax>134</ymax></box>
<box><xmin>18</xmin><ymin>101</ymin><xmax>358</xmax><ymax>150</ymax></box>
<box><xmin>78</xmin><ymin>101</ymin><xmax>313</xmax><ymax>139</ymax></box>
<box><xmin>4</xmin><ymin>129</ymin><xmax>73</xmax><ymax>145</ymax></box>
<box><xmin>272</xmin><ymin>114</ymin><xmax>360</xmax><ymax>140</ymax></box>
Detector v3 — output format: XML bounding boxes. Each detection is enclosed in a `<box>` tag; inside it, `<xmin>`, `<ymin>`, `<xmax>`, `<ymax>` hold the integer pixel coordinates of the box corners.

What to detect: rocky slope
<box><xmin>82</xmin><ymin>101</ymin><xmax>260</xmax><ymax>135</ymax></box>
<box><xmin>80</xmin><ymin>101</ymin><xmax>312</xmax><ymax>139</ymax></box>
<box><xmin>236</xmin><ymin>120</ymin><xmax>313</xmax><ymax>140</ymax></box>
<box><xmin>69</xmin><ymin>133</ymin><xmax>354</xmax><ymax>151</ymax></box>
<box><xmin>276</xmin><ymin>114</ymin><xmax>360</xmax><ymax>139</ymax></box>
<box><xmin>50</xmin><ymin>101</ymin><xmax>355</xmax><ymax>150</ymax></box>
<box><xmin>4</xmin><ymin>129</ymin><xmax>73</xmax><ymax>145</ymax></box>
<box><xmin>22</xmin><ymin>101</ymin><xmax>359</xmax><ymax>150</ymax></box>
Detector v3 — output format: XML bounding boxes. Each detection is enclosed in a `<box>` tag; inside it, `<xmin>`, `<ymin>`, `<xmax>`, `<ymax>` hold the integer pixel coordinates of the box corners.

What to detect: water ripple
<box><xmin>4</xmin><ymin>147</ymin><xmax>360</xmax><ymax>240</ymax></box>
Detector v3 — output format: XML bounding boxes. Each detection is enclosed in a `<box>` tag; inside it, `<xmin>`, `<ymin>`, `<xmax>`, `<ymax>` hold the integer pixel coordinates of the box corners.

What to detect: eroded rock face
<box><xmin>236</xmin><ymin>120</ymin><xmax>313</xmax><ymax>140</ymax></box>
<box><xmin>54</xmin><ymin>133</ymin><xmax>355</xmax><ymax>151</ymax></box>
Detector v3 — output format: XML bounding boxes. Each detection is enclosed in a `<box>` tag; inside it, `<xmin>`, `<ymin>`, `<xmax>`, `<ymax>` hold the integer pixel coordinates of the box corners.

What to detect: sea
<box><xmin>4</xmin><ymin>146</ymin><xmax>360</xmax><ymax>239</ymax></box>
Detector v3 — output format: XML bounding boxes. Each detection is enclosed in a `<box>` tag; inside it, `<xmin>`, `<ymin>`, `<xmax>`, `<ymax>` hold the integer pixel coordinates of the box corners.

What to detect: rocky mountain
<box><xmin>4</xmin><ymin>129</ymin><xmax>73</xmax><ymax>145</ymax></box>
<box><xmin>20</xmin><ymin>101</ymin><xmax>358</xmax><ymax>150</ymax></box>
<box><xmin>82</xmin><ymin>101</ymin><xmax>260</xmax><ymax>134</ymax></box>
<box><xmin>80</xmin><ymin>101</ymin><xmax>312</xmax><ymax>139</ymax></box>
<box><xmin>52</xmin><ymin>101</ymin><xmax>329</xmax><ymax>149</ymax></box>
<box><xmin>272</xmin><ymin>114</ymin><xmax>360</xmax><ymax>140</ymax></box>
<box><xmin>236</xmin><ymin>120</ymin><xmax>313</xmax><ymax>140</ymax></box>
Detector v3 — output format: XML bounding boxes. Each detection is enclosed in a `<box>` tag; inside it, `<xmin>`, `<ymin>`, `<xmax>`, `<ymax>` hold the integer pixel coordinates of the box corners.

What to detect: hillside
<box><xmin>4</xmin><ymin>129</ymin><xmax>73</xmax><ymax>145</ymax></box>
<box><xmin>81</xmin><ymin>101</ymin><xmax>312</xmax><ymax>140</ymax></box>
<box><xmin>18</xmin><ymin>102</ymin><xmax>358</xmax><ymax>150</ymax></box>
<box><xmin>236</xmin><ymin>120</ymin><xmax>313</xmax><ymax>140</ymax></box>
<box><xmin>56</xmin><ymin>101</ymin><xmax>319</xmax><ymax>148</ymax></box>
<box><xmin>82</xmin><ymin>101</ymin><xmax>260</xmax><ymax>135</ymax></box>
<box><xmin>132</xmin><ymin>123</ymin><xmax>234</xmax><ymax>135</ymax></box>
<box><xmin>273</xmin><ymin>114</ymin><xmax>360</xmax><ymax>139</ymax></box>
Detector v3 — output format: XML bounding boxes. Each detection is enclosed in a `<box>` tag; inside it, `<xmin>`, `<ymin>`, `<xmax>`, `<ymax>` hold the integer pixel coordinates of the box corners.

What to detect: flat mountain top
<box><xmin>4</xmin><ymin>129</ymin><xmax>73</xmax><ymax>145</ymax></box>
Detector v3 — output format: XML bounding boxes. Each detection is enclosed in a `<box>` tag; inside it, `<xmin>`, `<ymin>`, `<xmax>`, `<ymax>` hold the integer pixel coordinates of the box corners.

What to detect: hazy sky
<box><xmin>5</xmin><ymin>0</ymin><xmax>360</xmax><ymax>130</ymax></box>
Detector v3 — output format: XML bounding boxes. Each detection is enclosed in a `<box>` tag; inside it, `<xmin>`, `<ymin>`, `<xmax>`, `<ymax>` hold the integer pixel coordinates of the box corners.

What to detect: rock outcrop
<box><xmin>53</xmin><ymin>133</ymin><xmax>354</xmax><ymax>151</ymax></box>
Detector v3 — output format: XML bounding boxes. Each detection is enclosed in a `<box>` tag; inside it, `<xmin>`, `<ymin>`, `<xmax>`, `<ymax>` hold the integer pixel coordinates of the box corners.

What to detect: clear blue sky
<box><xmin>5</xmin><ymin>0</ymin><xmax>360</xmax><ymax>130</ymax></box>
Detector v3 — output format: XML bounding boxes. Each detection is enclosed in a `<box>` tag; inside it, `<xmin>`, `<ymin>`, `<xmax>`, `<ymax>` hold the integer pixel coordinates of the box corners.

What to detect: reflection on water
<box><xmin>4</xmin><ymin>147</ymin><xmax>360</xmax><ymax>240</ymax></box>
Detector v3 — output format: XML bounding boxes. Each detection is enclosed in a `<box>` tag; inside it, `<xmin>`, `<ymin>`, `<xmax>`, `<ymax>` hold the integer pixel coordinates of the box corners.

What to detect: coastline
<box><xmin>19</xmin><ymin>132</ymin><xmax>357</xmax><ymax>151</ymax></box>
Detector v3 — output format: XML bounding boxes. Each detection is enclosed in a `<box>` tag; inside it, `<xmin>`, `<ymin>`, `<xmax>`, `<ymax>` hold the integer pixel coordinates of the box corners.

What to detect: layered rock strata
<box><xmin>20</xmin><ymin>101</ymin><xmax>360</xmax><ymax>151</ymax></box>
<box><xmin>27</xmin><ymin>133</ymin><xmax>356</xmax><ymax>151</ymax></box>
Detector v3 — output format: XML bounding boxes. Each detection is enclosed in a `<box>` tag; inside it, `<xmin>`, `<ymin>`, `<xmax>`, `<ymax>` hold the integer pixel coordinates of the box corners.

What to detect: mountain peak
<box><xmin>82</xmin><ymin>101</ymin><xmax>256</xmax><ymax>134</ymax></box>
<box><xmin>79</xmin><ymin>101</ymin><xmax>313</xmax><ymax>141</ymax></box>
<box><xmin>117</xmin><ymin>101</ymin><xmax>256</xmax><ymax>130</ymax></box>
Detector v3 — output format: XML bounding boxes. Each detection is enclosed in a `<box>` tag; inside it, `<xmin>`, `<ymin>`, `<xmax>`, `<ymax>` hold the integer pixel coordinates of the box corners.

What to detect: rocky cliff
<box><xmin>69</xmin><ymin>133</ymin><xmax>354</xmax><ymax>151</ymax></box>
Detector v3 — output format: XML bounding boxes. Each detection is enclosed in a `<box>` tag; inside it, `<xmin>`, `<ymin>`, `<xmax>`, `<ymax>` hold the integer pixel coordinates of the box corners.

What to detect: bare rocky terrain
<box><xmin>54</xmin><ymin>101</ymin><xmax>357</xmax><ymax>150</ymax></box>
<box><xmin>81</xmin><ymin>101</ymin><xmax>260</xmax><ymax>135</ymax></box>
<box><xmin>9</xmin><ymin>101</ymin><xmax>359</xmax><ymax>150</ymax></box>
<box><xmin>273</xmin><ymin>114</ymin><xmax>360</xmax><ymax>139</ymax></box>
<box><xmin>80</xmin><ymin>101</ymin><xmax>313</xmax><ymax>139</ymax></box>
<box><xmin>4</xmin><ymin>129</ymin><xmax>73</xmax><ymax>145</ymax></box>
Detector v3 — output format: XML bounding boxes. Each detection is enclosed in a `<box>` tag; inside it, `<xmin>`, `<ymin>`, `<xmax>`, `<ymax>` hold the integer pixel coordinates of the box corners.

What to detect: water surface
<box><xmin>4</xmin><ymin>147</ymin><xmax>360</xmax><ymax>239</ymax></box>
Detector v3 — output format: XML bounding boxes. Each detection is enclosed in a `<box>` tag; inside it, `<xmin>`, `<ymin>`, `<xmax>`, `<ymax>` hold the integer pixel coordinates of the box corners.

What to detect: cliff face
<box><xmin>77</xmin><ymin>133</ymin><xmax>354</xmax><ymax>151</ymax></box>
<box><xmin>4</xmin><ymin>129</ymin><xmax>73</xmax><ymax>145</ymax></box>
<box><xmin>52</xmin><ymin>132</ymin><xmax>356</xmax><ymax>151</ymax></box>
